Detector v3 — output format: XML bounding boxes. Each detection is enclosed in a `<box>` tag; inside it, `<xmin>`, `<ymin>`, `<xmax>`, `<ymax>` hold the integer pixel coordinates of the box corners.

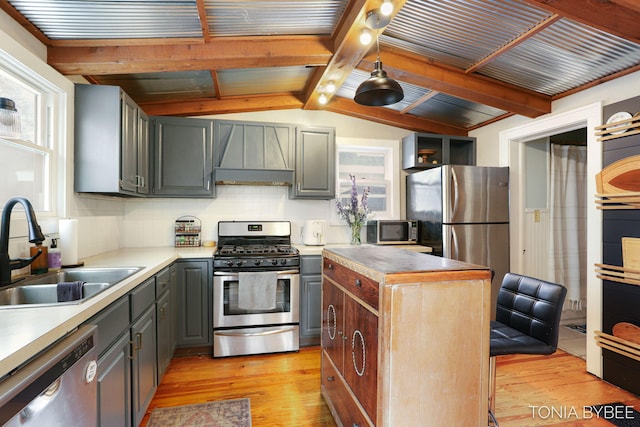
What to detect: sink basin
<box><xmin>0</xmin><ymin>267</ymin><xmax>143</xmax><ymax>308</ymax></box>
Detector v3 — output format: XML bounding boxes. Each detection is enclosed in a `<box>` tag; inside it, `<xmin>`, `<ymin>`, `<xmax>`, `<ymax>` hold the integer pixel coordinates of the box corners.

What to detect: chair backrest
<box><xmin>496</xmin><ymin>273</ymin><xmax>567</xmax><ymax>350</ymax></box>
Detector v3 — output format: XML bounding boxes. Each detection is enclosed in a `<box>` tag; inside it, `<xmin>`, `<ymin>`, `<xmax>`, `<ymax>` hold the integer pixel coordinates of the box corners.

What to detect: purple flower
<box><xmin>336</xmin><ymin>174</ymin><xmax>371</xmax><ymax>227</ymax></box>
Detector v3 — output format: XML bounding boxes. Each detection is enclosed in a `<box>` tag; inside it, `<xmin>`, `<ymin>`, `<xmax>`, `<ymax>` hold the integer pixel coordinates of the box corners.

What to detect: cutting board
<box><xmin>612</xmin><ymin>322</ymin><xmax>640</xmax><ymax>346</ymax></box>
<box><xmin>622</xmin><ymin>237</ymin><xmax>640</xmax><ymax>279</ymax></box>
<box><xmin>596</xmin><ymin>155</ymin><xmax>640</xmax><ymax>195</ymax></box>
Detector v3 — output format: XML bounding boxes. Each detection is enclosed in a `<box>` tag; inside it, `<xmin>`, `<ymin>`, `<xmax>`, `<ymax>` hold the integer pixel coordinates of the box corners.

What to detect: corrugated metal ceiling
<box><xmin>3</xmin><ymin>0</ymin><xmax>639</xmax><ymax>132</ymax></box>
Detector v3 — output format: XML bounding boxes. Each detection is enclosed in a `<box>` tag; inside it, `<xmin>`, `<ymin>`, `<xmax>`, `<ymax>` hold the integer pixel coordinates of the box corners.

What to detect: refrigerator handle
<box><xmin>451</xmin><ymin>167</ymin><xmax>459</xmax><ymax>218</ymax></box>
<box><xmin>451</xmin><ymin>227</ymin><xmax>459</xmax><ymax>259</ymax></box>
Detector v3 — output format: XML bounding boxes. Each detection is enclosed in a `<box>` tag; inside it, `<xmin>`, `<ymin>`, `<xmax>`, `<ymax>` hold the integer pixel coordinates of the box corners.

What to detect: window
<box><xmin>0</xmin><ymin>50</ymin><xmax>59</xmax><ymax>214</ymax></box>
<box><xmin>336</xmin><ymin>145</ymin><xmax>394</xmax><ymax>219</ymax></box>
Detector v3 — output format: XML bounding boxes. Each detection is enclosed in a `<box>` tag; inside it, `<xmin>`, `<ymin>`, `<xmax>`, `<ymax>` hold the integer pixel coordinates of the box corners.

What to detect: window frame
<box><xmin>332</xmin><ymin>137</ymin><xmax>401</xmax><ymax>225</ymax></box>
<box><xmin>0</xmin><ymin>45</ymin><xmax>69</xmax><ymax>220</ymax></box>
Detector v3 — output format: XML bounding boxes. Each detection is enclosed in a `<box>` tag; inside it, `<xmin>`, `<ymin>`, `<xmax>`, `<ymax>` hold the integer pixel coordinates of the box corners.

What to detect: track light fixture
<box><xmin>354</xmin><ymin>9</ymin><xmax>404</xmax><ymax>107</ymax></box>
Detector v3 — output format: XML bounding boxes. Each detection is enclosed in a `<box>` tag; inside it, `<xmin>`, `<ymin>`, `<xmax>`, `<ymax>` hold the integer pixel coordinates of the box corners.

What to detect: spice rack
<box><xmin>174</xmin><ymin>215</ymin><xmax>201</xmax><ymax>247</ymax></box>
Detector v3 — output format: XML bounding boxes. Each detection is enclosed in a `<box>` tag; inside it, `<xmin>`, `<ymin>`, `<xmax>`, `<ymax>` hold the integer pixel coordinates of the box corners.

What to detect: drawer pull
<box><xmin>328</xmin><ymin>263</ymin><xmax>334</xmax><ymax>270</ymax></box>
<box><xmin>355</xmin><ymin>279</ymin><xmax>362</xmax><ymax>287</ymax></box>
<box><xmin>327</xmin><ymin>376</ymin><xmax>335</xmax><ymax>382</ymax></box>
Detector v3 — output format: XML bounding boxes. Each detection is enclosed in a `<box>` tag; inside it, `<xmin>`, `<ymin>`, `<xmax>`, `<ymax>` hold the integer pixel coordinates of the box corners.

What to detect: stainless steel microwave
<box><xmin>366</xmin><ymin>220</ymin><xmax>418</xmax><ymax>245</ymax></box>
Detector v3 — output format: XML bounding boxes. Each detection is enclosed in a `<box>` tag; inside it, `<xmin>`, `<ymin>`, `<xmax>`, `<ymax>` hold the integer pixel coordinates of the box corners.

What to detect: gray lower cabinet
<box><xmin>300</xmin><ymin>255</ymin><xmax>322</xmax><ymax>346</ymax></box>
<box><xmin>152</xmin><ymin>116</ymin><xmax>214</xmax><ymax>197</ymax></box>
<box><xmin>155</xmin><ymin>265</ymin><xmax>176</xmax><ymax>382</ymax></box>
<box><xmin>290</xmin><ymin>126</ymin><xmax>336</xmax><ymax>199</ymax></box>
<box><xmin>131</xmin><ymin>305</ymin><xmax>157</xmax><ymax>427</ymax></box>
<box><xmin>90</xmin><ymin>270</ymin><xmax>176</xmax><ymax>427</ymax></box>
<box><xmin>176</xmin><ymin>259</ymin><xmax>212</xmax><ymax>348</ymax></box>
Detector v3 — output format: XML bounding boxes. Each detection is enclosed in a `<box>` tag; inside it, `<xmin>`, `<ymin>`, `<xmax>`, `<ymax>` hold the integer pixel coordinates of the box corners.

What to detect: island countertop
<box><xmin>323</xmin><ymin>246</ymin><xmax>489</xmax><ymax>283</ymax></box>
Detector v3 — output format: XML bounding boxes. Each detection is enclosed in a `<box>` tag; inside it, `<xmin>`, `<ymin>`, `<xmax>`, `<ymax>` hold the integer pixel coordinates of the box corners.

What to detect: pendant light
<box><xmin>0</xmin><ymin>98</ymin><xmax>21</xmax><ymax>138</ymax></box>
<box><xmin>354</xmin><ymin>9</ymin><xmax>404</xmax><ymax>107</ymax></box>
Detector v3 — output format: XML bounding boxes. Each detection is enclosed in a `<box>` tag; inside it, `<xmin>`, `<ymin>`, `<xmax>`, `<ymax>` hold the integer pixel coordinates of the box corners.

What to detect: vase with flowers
<box><xmin>336</xmin><ymin>174</ymin><xmax>371</xmax><ymax>245</ymax></box>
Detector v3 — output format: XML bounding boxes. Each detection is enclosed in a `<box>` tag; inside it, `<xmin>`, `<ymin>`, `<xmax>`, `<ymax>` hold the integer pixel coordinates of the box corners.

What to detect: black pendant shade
<box><xmin>354</xmin><ymin>60</ymin><xmax>404</xmax><ymax>106</ymax></box>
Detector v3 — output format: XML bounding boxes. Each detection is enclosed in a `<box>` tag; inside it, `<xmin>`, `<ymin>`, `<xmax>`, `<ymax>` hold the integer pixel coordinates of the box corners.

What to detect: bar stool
<box><xmin>488</xmin><ymin>273</ymin><xmax>567</xmax><ymax>426</ymax></box>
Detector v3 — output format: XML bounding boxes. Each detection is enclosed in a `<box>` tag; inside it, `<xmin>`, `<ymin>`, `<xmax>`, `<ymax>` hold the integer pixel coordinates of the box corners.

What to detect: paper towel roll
<box><xmin>59</xmin><ymin>218</ymin><xmax>79</xmax><ymax>266</ymax></box>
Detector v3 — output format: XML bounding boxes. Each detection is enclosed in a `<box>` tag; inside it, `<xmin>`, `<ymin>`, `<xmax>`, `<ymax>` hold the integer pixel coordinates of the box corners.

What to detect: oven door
<box><xmin>213</xmin><ymin>270</ymin><xmax>300</xmax><ymax>328</ymax></box>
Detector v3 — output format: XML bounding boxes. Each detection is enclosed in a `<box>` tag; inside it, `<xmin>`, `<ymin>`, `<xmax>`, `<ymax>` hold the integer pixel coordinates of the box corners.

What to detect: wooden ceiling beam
<box><xmin>364</xmin><ymin>49</ymin><xmax>552</xmax><ymax>118</ymax></box>
<box><xmin>47</xmin><ymin>36</ymin><xmax>332</xmax><ymax>75</ymax></box>
<box><xmin>303</xmin><ymin>0</ymin><xmax>408</xmax><ymax>110</ymax></box>
<box><xmin>523</xmin><ymin>0</ymin><xmax>640</xmax><ymax>43</ymax></box>
<box><xmin>138</xmin><ymin>94</ymin><xmax>304</xmax><ymax>117</ymax></box>
<box><xmin>326</xmin><ymin>97</ymin><xmax>468</xmax><ymax>136</ymax></box>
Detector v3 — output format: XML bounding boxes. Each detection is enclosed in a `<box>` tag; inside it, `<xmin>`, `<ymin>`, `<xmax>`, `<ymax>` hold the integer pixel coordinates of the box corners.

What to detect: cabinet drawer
<box><xmin>301</xmin><ymin>255</ymin><xmax>322</xmax><ymax>275</ymax></box>
<box><xmin>323</xmin><ymin>258</ymin><xmax>379</xmax><ymax>310</ymax></box>
<box><xmin>155</xmin><ymin>267</ymin><xmax>171</xmax><ymax>296</ymax></box>
<box><xmin>322</xmin><ymin>351</ymin><xmax>373</xmax><ymax>427</ymax></box>
<box><xmin>89</xmin><ymin>296</ymin><xmax>130</xmax><ymax>357</ymax></box>
<box><xmin>131</xmin><ymin>277</ymin><xmax>156</xmax><ymax>321</ymax></box>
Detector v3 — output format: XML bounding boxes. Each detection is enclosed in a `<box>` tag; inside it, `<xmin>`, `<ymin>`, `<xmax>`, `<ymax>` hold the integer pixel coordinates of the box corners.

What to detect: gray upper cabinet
<box><xmin>213</xmin><ymin>120</ymin><xmax>294</xmax><ymax>184</ymax></box>
<box><xmin>74</xmin><ymin>84</ymin><xmax>150</xmax><ymax>196</ymax></box>
<box><xmin>152</xmin><ymin>116</ymin><xmax>214</xmax><ymax>197</ymax></box>
<box><xmin>290</xmin><ymin>126</ymin><xmax>335</xmax><ymax>199</ymax></box>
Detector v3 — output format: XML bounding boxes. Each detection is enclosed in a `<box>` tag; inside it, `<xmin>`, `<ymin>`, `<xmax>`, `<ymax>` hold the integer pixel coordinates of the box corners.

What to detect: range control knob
<box><xmin>253</xmin><ymin>259</ymin><xmax>262</xmax><ymax>266</ymax></box>
<box><xmin>271</xmin><ymin>259</ymin><xmax>278</xmax><ymax>265</ymax></box>
<box><xmin>280</xmin><ymin>259</ymin><xmax>287</xmax><ymax>265</ymax></box>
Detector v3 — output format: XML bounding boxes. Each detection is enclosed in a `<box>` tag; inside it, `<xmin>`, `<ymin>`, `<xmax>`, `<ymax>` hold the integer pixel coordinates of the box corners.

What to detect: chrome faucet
<box><xmin>0</xmin><ymin>197</ymin><xmax>46</xmax><ymax>286</ymax></box>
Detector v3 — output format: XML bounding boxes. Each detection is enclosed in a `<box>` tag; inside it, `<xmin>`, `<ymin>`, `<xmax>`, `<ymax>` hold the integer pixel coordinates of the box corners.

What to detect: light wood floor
<box><xmin>142</xmin><ymin>347</ymin><xmax>639</xmax><ymax>427</ymax></box>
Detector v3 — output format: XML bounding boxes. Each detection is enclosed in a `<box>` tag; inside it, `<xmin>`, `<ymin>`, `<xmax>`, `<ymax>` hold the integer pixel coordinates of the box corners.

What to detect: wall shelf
<box><xmin>594</xmin><ymin>263</ymin><xmax>640</xmax><ymax>287</ymax></box>
<box><xmin>595</xmin><ymin>114</ymin><xmax>640</xmax><ymax>142</ymax></box>
<box><xmin>595</xmin><ymin>330</ymin><xmax>640</xmax><ymax>363</ymax></box>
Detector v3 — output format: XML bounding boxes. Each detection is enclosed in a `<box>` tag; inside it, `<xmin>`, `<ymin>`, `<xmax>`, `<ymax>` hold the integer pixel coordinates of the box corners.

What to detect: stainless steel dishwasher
<box><xmin>0</xmin><ymin>325</ymin><xmax>98</xmax><ymax>426</ymax></box>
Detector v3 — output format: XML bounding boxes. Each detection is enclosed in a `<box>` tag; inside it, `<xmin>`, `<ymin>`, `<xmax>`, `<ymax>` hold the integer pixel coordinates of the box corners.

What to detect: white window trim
<box><xmin>0</xmin><ymin>38</ymin><xmax>72</xmax><ymax>223</ymax></box>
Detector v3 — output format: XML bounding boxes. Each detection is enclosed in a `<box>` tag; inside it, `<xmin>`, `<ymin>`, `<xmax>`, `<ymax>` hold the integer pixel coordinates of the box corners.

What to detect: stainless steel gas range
<box><xmin>212</xmin><ymin>221</ymin><xmax>300</xmax><ymax>357</ymax></box>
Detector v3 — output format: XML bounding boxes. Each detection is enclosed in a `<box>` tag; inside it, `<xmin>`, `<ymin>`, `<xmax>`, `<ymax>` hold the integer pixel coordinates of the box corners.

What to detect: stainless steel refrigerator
<box><xmin>406</xmin><ymin>165</ymin><xmax>509</xmax><ymax>314</ymax></box>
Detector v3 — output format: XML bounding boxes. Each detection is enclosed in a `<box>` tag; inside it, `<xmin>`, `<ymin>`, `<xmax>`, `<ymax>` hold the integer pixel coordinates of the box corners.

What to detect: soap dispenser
<box><xmin>29</xmin><ymin>242</ymin><xmax>48</xmax><ymax>274</ymax></box>
<box><xmin>48</xmin><ymin>238</ymin><xmax>62</xmax><ymax>269</ymax></box>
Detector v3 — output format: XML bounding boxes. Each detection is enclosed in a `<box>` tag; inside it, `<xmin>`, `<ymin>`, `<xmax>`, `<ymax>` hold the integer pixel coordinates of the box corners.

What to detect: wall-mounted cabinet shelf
<box><xmin>402</xmin><ymin>132</ymin><xmax>475</xmax><ymax>171</ymax></box>
<box><xmin>595</xmin><ymin>330</ymin><xmax>640</xmax><ymax>363</ymax></box>
<box><xmin>595</xmin><ymin>263</ymin><xmax>640</xmax><ymax>287</ymax></box>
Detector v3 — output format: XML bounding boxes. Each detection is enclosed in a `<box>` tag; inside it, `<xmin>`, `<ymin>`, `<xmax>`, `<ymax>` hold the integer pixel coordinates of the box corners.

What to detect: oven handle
<box><xmin>214</xmin><ymin>270</ymin><xmax>299</xmax><ymax>276</ymax></box>
<box><xmin>214</xmin><ymin>326</ymin><xmax>298</xmax><ymax>337</ymax></box>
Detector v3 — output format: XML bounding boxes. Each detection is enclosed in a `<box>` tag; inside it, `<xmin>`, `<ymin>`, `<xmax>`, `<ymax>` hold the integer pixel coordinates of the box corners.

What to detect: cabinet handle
<box><xmin>353</xmin><ymin>424</ymin><xmax>361</xmax><ymax>427</ymax></box>
<box><xmin>328</xmin><ymin>264</ymin><xmax>334</xmax><ymax>270</ymax></box>
<box><xmin>136</xmin><ymin>332</ymin><xmax>143</xmax><ymax>350</ymax></box>
<box><xmin>327</xmin><ymin>376</ymin><xmax>335</xmax><ymax>382</ymax></box>
<box><xmin>355</xmin><ymin>279</ymin><xmax>362</xmax><ymax>287</ymax></box>
<box><xmin>160</xmin><ymin>306</ymin><xmax>166</xmax><ymax>320</ymax></box>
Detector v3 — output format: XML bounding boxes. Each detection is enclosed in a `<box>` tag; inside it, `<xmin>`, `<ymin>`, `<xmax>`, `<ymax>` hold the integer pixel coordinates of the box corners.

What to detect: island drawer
<box><xmin>321</xmin><ymin>351</ymin><xmax>373</xmax><ymax>427</ymax></box>
<box><xmin>323</xmin><ymin>258</ymin><xmax>379</xmax><ymax>310</ymax></box>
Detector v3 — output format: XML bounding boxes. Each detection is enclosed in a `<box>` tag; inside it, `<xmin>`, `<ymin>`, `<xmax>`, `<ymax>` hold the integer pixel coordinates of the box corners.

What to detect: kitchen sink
<box><xmin>0</xmin><ymin>267</ymin><xmax>142</xmax><ymax>308</ymax></box>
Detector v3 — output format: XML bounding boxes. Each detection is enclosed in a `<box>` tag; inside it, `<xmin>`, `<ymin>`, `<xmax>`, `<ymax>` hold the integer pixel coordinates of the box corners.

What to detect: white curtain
<box><xmin>549</xmin><ymin>144</ymin><xmax>587</xmax><ymax>311</ymax></box>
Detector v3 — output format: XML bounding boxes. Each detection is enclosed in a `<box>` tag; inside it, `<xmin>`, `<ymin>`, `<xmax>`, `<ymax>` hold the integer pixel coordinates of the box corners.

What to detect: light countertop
<box><xmin>0</xmin><ymin>243</ymin><xmax>431</xmax><ymax>379</ymax></box>
<box><xmin>0</xmin><ymin>247</ymin><xmax>213</xmax><ymax>379</ymax></box>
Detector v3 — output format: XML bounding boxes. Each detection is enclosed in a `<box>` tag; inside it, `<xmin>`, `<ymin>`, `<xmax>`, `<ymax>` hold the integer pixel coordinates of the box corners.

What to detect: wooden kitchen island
<box><xmin>321</xmin><ymin>246</ymin><xmax>491</xmax><ymax>427</ymax></box>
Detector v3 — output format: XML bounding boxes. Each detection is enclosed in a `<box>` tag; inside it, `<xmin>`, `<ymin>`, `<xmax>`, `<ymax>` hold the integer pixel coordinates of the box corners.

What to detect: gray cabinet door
<box><xmin>291</xmin><ymin>126</ymin><xmax>335</xmax><ymax>199</ymax></box>
<box><xmin>97</xmin><ymin>331</ymin><xmax>132</xmax><ymax>427</ymax></box>
<box><xmin>137</xmin><ymin>110</ymin><xmax>150</xmax><ymax>194</ymax></box>
<box><xmin>152</xmin><ymin>116</ymin><xmax>214</xmax><ymax>197</ymax></box>
<box><xmin>156</xmin><ymin>290</ymin><xmax>172</xmax><ymax>381</ymax></box>
<box><xmin>176</xmin><ymin>260</ymin><xmax>212</xmax><ymax>347</ymax></box>
<box><xmin>131</xmin><ymin>305</ymin><xmax>158</xmax><ymax>427</ymax></box>
<box><xmin>300</xmin><ymin>255</ymin><xmax>322</xmax><ymax>346</ymax></box>
<box><xmin>75</xmin><ymin>84</ymin><xmax>148</xmax><ymax>196</ymax></box>
<box><xmin>120</xmin><ymin>92</ymin><xmax>138</xmax><ymax>193</ymax></box>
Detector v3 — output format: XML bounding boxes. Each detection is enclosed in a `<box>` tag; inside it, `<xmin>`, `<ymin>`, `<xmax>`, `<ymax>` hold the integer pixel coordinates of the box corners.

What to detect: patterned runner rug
<box><xmin>147</xmin><ymin>398</ymin><xmax>251</xmax><ymax>427</ymax></box>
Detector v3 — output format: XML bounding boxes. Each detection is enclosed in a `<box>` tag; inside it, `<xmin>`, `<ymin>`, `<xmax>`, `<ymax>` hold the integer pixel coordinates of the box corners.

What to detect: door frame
<box><xmin>498</xmin><ymin>102</ymin><xmax>603</xmax><ymax>376</ymax></box>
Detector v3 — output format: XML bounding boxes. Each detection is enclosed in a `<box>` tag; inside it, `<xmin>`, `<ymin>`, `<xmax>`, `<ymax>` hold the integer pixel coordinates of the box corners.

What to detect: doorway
<box><xmin>521</xmin><ymin>129</ymin><xmax>588</xmax><ymax>358</ymax></box>
<box><xmin>498</xmin><ymin>101</ymin><xmax>603</xmax><ymax>375</ymax></box>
